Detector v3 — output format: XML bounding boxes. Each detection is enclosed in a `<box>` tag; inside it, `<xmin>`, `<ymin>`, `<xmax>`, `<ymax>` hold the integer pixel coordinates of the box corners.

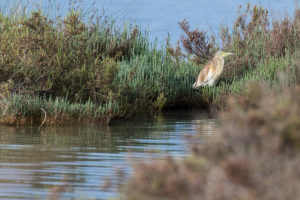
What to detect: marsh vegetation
<box><xmin>0</xmin><ymin>2</ymin><xmax>299</xmax><ymax>126</ymax></box>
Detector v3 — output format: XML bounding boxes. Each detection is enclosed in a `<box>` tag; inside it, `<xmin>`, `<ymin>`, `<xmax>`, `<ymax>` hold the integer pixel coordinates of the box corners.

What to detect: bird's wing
<box><xmin>202</xmin><ymin>67</ymin><xmax>215</xmax><ymax>85</ymax></box>
<box><xmin>193</xmin><ymin>61</ymin><xmax>215</xmax><ymax>88</ymax></box>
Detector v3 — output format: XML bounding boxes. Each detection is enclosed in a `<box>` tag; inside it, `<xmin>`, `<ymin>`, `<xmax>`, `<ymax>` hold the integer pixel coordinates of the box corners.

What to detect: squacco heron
<box><xmin>192</xmin><ymin>51</ymin><xmax>234</xmax><ymax>89</ymax></box>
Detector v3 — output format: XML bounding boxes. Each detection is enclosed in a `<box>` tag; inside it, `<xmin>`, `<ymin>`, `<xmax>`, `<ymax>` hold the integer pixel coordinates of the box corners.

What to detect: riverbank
<box><xmin>0</xmin><ymin>3</ymin><xmax>300</xmax><ymax>126</ymax></box>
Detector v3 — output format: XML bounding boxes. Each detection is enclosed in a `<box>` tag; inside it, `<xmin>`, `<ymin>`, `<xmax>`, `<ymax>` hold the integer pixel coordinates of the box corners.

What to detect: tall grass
<box><xmin>115</xmin><ymin>49</ymin><xmax>200</xmax><ymax>114</ymax></box>
<box><xmin>0</xmin><ymin>93</ymin><xmax>119</xmax><ymax>126</ymax></box>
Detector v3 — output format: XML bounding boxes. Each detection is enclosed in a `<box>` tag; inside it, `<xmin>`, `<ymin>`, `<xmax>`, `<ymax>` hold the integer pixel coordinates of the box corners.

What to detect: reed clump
<box><xmin>118</xmin><ymin>83</ymin><xmax>300</xmax><ymax>200</ymax></box>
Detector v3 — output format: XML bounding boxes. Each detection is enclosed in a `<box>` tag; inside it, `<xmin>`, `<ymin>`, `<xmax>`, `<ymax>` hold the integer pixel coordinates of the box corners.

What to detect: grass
<box><xmin>0</xmin><ymin>93</ymin><xmax>119</xmax><ymax>126</ymax></box>
<box><xmin>0</xmin><ymin>2</ymin><xmax>300</xmax><ymax>126</ymax></box>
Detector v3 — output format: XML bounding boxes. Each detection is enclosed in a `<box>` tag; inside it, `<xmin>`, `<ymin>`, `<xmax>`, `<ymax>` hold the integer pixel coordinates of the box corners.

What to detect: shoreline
<box><xmin>0</xmin><ymin>4</ymin><xmax>300</xmax><ymax>127</ymax></box>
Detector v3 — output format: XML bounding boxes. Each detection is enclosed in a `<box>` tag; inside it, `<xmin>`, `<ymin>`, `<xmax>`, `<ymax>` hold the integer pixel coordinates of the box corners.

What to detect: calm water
<box><xmin>0</xmin><ymin>0</ymin><xmax>296</xmax><ymax>43</ymax></box>
<box><xmin>0</xmin><ymin>111</ymin><xmax>219</xmax><ymax>199</ymax></box>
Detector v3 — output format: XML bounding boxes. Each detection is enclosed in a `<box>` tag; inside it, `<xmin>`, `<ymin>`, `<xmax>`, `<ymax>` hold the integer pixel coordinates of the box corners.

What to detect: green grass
<box><xmin>0</xmin><ymin>94</ymin><xmax>119</xmax><ymax>126</ymax></box>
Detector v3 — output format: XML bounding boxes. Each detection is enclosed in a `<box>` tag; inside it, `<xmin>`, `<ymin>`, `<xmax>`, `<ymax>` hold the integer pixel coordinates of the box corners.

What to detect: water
<box><xmin>0</xmin><ymin>0</ymin><xmax>296</xmax><ymax>43</ymax></box>
<box><xmin>0</xmin><ymin>111</ymin><xmax>219</xmax><ymax>199</ymax></box>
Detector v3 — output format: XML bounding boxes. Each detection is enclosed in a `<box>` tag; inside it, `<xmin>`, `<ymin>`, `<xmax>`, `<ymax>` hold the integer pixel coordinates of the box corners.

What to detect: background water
<box><xmin>0</xmin><ymin>112</ymin><xmax>219</xmax><ymax>199</ymax></box>
<box><xmin>0</xmin><ymin>0</ymin><xmax>297</xmax><ymax>44</ymax></box>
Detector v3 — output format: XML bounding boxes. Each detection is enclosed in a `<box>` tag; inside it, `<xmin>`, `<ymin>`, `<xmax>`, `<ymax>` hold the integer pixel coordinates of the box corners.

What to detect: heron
<box><xmin>192</xmin><ymin>51</ymin><xmax>234</xmax><ymax>89</ymax></box>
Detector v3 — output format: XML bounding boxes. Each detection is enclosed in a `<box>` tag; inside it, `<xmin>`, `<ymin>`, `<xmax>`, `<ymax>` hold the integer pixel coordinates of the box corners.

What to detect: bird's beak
<box><xmin>221</xmin><ymin>52</ymin><xmax>235</xmax><ymax>57</ymax></box>
<box><xmin>226</xmin><ymin>52</ymin><xmax>235</xmax><ymax>56</ymax></box>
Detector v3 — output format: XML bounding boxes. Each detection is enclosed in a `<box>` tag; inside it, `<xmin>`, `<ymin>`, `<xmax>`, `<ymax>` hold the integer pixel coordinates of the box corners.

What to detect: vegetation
<box><xmin>0</xmin><ymin>1</ymin><xmax>201</xmax><ymax>126</ymax></box>
<box><xmin>0</xmin><ymin>93</ymin><xmax>119</xmax><ymax>126</ymax></box>
<box><xmin>0</xmin><ymin>3</ymin><xmax>196</xmax><ymax>125</ymax></box>
<box><xmin>169</xmin><ymin>4</ymin><xmax>300</xmax><ymax>107</ymax></box>
<box><xmin>0</xmin><ymin>2</ymin><xmax>300</xmax><ymax>126</ymax></box>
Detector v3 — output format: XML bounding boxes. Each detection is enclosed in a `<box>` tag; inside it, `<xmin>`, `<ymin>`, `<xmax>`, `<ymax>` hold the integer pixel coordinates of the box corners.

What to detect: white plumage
<box><xmin>192</xmin><ymin>51</ymin><xmax>234</xmax><ymax>89</ymax></box>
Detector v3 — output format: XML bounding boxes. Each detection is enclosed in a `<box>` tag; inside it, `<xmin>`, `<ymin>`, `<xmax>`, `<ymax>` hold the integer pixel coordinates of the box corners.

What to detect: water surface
<box><xmin>0</xmin><ymin>0</ymin><xmax>296</xmax><ymax>43</ymax></box>
<box><xmin>0</xmin><ymin>111</ymin><xmax>219</xmax><ymax>199</ymax></box>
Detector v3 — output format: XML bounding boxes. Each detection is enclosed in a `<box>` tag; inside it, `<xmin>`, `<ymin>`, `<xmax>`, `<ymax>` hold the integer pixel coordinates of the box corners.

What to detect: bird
<box><xmin>192</xmin><ymin>51</ymin><xmax>235</xmax><ymax>89</ymax></box>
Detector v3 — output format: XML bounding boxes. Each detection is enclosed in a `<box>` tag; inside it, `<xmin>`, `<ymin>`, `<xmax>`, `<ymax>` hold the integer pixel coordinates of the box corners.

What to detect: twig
<box><xmin>39</xmin><ymin>108</ymin><xmax>47</xmax><ymax>128</ymax></box>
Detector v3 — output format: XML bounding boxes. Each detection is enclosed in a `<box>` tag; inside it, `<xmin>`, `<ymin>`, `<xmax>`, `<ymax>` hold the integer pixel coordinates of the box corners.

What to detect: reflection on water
<box><xmin>0</xmin><ymin>111</ymin><xmax>219</xmax><ymax>199</ymax></box>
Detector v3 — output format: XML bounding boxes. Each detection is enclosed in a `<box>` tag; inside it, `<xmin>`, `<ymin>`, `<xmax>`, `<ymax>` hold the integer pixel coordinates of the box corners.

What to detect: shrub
<box><xmin>0</xmin><ymin>10</ymin><xmax>143</xmax><ymax>102</ymax></box>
